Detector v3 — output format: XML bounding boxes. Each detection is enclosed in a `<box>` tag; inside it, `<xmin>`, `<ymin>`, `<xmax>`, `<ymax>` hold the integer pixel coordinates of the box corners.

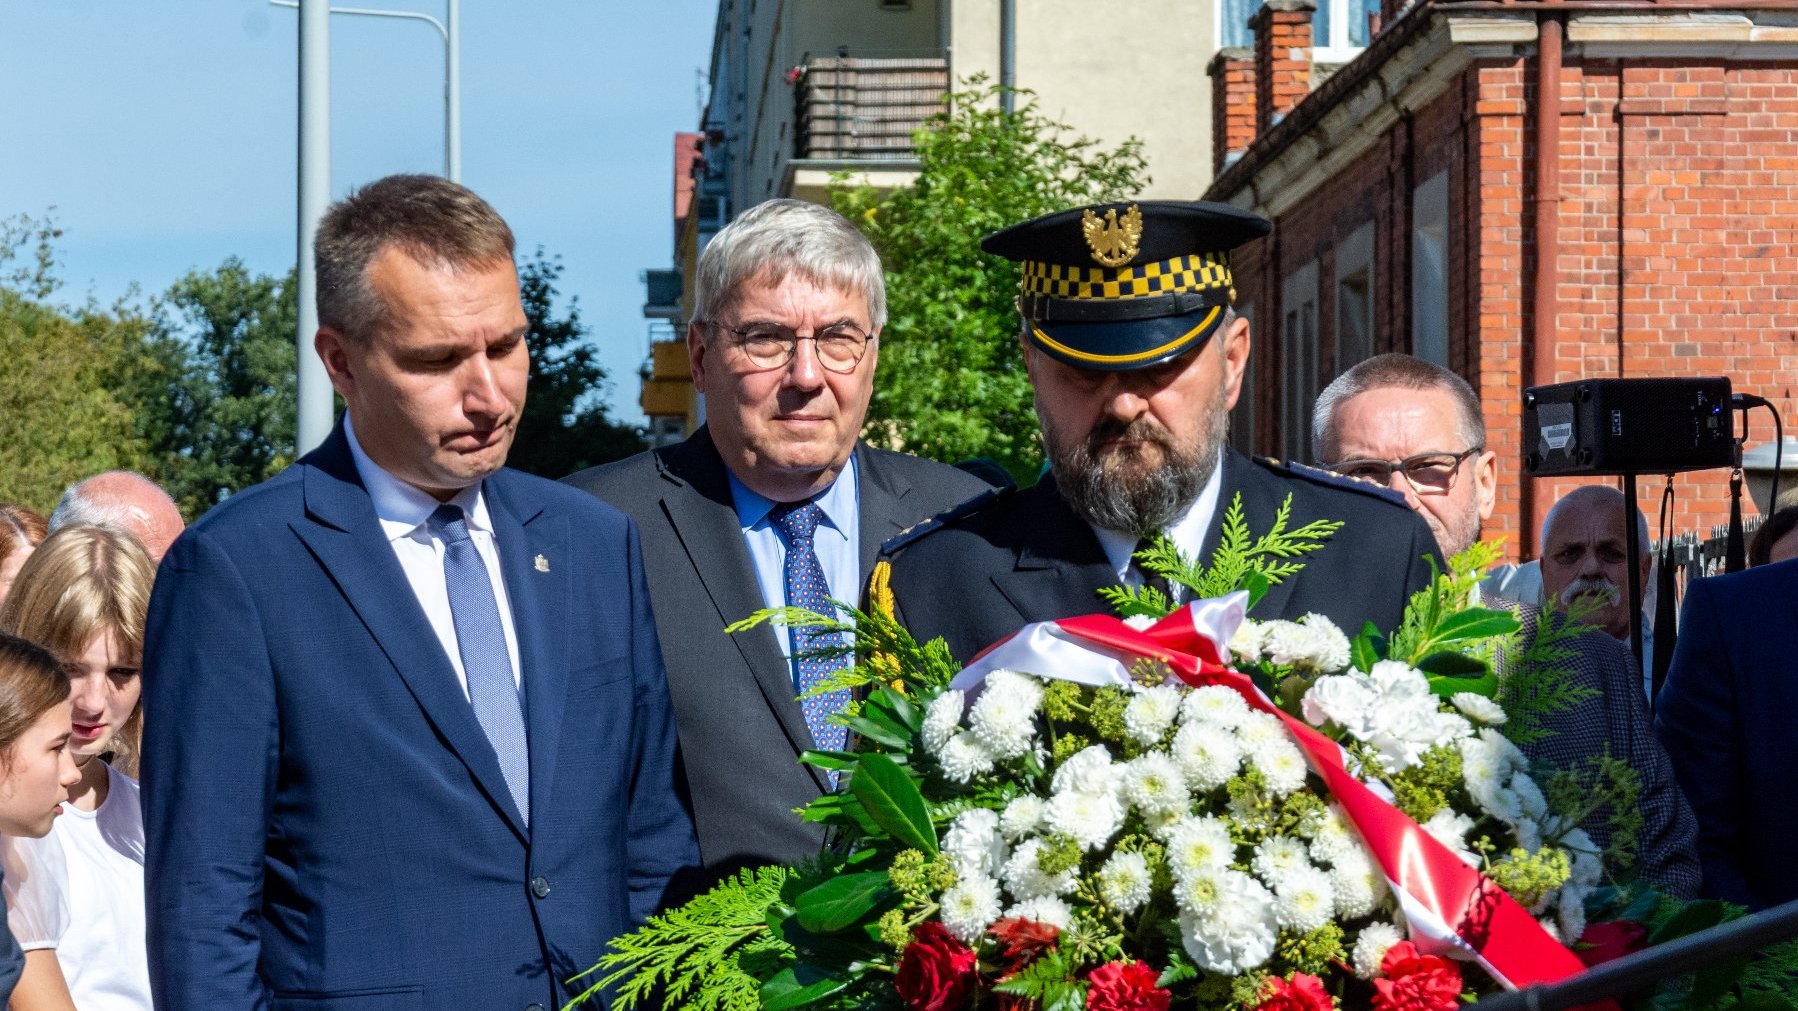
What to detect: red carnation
<box><xmin>1577</xmin><ymin>920</ymin><xmax>1650</xmax><ymax>967</ymax></box>
<box><xmin>1085</xmin><ymin>960</ymin><xmax>1171</xmax><ymax>1011</ymax></box>
<box><xmin>990</xmin><ymin>916</ymin><xmax>1060</xmax><ymax>971</ymax></box>
<box><xmin>896</xmin><ymin>922</ymin><xmax>978</xmax><ymax>1011</ymax></box>
<box><xmin>1372</xmin><ymin>941</ymin><xmax>1463</xmax><ymax>1011</ymax></box>
<box><xmin>1255</xmin><ymin>973</ymin><xmax>1334</xmax><ymax>1011</ymax></box>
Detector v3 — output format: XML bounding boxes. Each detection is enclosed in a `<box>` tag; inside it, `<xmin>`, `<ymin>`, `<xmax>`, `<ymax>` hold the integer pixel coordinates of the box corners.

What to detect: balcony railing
<box><xmin>794</xmin><ymin>55</ymin><xmax>949</xmax><ymax>162</ymax></box>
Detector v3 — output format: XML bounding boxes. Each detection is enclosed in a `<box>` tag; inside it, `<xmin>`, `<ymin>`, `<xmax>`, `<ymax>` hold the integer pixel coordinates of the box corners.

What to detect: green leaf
<box><xmin>1416</xmin><ymin>651</ymin><xmax>1490</xmax><ymax>678</ymax></box>
<box><xmin>1242</xmin><ymin>569</ymin><xmax>1271</xmax><ymax>607</ymax></box>
<box><xmin>793</xmin><ymin>871</ymin><xmax>894</xmax><ymax>933</ymax></box>
<box><xmin>797</xmin><ymin>750</ymin><xmax>858</xmax><ymax>772</ymax></box>
<box><xmin>1649</xmin><ymin>899</ymin><xmax>1731</xmax><ymax>946</ymax></box>
<box><xmin>1429</xmin><ymin>607</ymin><xmax>1522</xmax><ymax>643</ymax></box>
<box><xmin>1686</xmin><ymin>955</ymin><xmax>1751</xmax><ymax>1010</ymax></box>
<box><xmin>760</xmin><ymin>964</ymin><xmax>848</xmax><ymax>1010</ymax></box>
<box><xmin>849</xmin><ymin>753</ymin><xmax>938</xmax><ymax>853</ymax></box>
<box><xmin>841</xmin><ymin>714</ymin><xmax>912</xmax><ymax>750</ymax></box>
<box><xmin>863</xmin><ymin>685</ymin><xmax>922</xmax><ymax>736</ymax></box>
<box><xmin>1350</xmin><ymin>621</ymin><xmax>1384</xmax><ymax>673</ymax></box>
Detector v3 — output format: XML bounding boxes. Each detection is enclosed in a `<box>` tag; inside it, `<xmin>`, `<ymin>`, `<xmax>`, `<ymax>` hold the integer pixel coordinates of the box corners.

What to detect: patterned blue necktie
<box><xmin>430</xmin><ymin>504</ymin><xmax>530</xmax><ymax>826</ymax></box>
<box><xmin>769</xmin><ymin>501</ymin><xmax>850</xmax><ymax>754</ymax></box>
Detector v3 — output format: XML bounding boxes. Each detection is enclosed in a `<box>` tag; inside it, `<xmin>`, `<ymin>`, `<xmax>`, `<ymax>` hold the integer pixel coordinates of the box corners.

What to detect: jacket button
<box><xmin>531</xmin><ymin>876</ymin><xmax>551</xmax><ymax>899</ymax></box>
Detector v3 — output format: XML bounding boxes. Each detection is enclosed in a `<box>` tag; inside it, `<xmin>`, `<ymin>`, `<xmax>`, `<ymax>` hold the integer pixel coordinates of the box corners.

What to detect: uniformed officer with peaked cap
<box><xmin>883</xmin><ymin>200</ymin><xmax>1443</xmax><ymax>665</ymax></box>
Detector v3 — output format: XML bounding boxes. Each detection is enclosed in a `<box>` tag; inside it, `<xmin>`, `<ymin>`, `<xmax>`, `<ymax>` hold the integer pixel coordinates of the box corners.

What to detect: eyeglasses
<box><xmin>1326</xmin><ymin>447</ymin><xmax>1483</xmax><ymax>495</ymax></box>
<box><xmin>704</xmin><ymin>320</ymin><xmax>874</xmax><ymax>374</ymax></box>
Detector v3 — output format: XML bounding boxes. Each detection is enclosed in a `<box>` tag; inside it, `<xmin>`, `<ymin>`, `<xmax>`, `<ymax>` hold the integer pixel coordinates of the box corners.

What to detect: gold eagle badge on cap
<box><xmin>1081</xmin><ymin>204</ymin><xmax>1143</xmax><ymax>267</ymax></box>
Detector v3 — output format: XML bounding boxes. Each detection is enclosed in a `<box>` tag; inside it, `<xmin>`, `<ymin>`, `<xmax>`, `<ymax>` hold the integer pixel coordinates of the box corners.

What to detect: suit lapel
<box><xmin>294</xmin><ymin>431</ymin><xmax>527</xmax><ymax>841</ymax></box>
<box><xmin>657</xmin><ymin>431</ymin><xmax>828</xmax><ymax>789</ymax></box>
<box><xmin>993</xmin><ymin>479</ymin><xmax>1119</xmax><ymax>629</ymax></box>
<box><xmin>485</xmin><ymin>474</ymin><xmax>568</xmax><ymax>835</ymax></box>
<box><xmin>1202</xmin><ymin>450</ymin><xmax>1301</xmax><ymax>618</ymax></box>
<box><xmin>854</xmin><ymin>446</ymin><xmax>914</xmax><ymax>579</ymax></box>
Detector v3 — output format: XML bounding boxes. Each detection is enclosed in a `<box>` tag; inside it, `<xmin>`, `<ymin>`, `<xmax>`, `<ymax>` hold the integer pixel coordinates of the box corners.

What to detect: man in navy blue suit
<box><xmin>141</xmin><ymin>174</ymin><xmax>698</xmax><ymax>1009</ymax></box>
<box><xmin>1657</xmin><ymin>559</ymin><xmax>1798</xmax><ymax>910</ymax></box>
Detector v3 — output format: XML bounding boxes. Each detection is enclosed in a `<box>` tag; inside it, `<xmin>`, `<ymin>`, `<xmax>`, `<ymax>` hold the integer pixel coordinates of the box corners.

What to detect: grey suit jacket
<box><xmin>565</xmin><ymin>427</ymin><xmax>989</xmax><ymax>881</ymax></box>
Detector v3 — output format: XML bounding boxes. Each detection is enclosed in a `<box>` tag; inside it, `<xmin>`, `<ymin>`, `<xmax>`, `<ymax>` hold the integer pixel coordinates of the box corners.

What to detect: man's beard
<box><xmin>1045</xmin><ymin>412</ymin><xmax>1225</xmax><ymax>537</ymax></box>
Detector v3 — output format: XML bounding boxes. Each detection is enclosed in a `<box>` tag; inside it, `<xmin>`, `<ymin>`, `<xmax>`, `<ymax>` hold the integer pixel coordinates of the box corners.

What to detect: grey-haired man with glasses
<box><xmin>566</xmin><ymin>199</ymin><xmax>988</xmax><ymax>886</ymax></box>
<box><xmin>1314</xmin><ymin>352</ymin><xmax>1699</xmax><ymax>896</ymax></box>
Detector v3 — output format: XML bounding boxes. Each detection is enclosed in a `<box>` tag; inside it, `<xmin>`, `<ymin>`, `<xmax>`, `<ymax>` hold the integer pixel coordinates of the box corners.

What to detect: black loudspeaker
<box><xmin>1522</xmin><ymin>377</ymin><xmax>1735</xmax><ymax>476</ymax></box>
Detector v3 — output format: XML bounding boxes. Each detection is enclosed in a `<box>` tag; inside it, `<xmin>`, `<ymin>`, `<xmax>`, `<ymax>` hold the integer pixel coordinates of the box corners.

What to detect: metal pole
<box><xmin>296</xmin><ymin>0</ymin><xmax>334</xmax><ymax>455</ymax></box>
<box><xmin>999</xmin><ymin>0</ymin><xmax>1016</xmax><ymax>114</ymax></box>
<box><xmin>446</xmin><ymin>0</ymin><xmax>460</xmax><ymax>181</ymax></box>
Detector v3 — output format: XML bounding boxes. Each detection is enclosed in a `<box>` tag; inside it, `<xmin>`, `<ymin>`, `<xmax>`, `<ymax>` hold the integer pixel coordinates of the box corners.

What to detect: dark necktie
<box><xmin>430</xmin><ymin>504</ymin><xmax>530</xmax><ymax>825</ymax></box>
<box><xmin>1132</xmin><ymin>535</ymin><xmax>1181</xmax><ymax>606</ymax></box>
<box><xmin>769</xmin><ymin>501</ymin><xmax>850</xmax><ymax>753</ymax></box>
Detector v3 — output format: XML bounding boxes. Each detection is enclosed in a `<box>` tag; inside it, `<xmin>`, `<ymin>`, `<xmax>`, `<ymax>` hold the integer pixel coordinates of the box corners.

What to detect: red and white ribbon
<box><xmin>952</xmin><ymin>594</ymin><xmax>1586</xmax><ymax>990</ymax></box>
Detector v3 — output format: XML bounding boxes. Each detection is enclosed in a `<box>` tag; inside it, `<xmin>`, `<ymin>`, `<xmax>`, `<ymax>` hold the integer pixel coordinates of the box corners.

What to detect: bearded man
<box><xmin>885</xmin><ymin>201</ymin><xmax>1440</xmax><ymax>666</ymax></box>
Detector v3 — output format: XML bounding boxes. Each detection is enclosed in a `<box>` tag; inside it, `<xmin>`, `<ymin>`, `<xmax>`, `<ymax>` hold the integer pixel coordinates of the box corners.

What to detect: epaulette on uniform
<box><xmin>1252</xmin><ymin>455</ymin><xmax>1411</xmax><ymax>509</ymax></box>
<box><xmin>878</xmin><ymin>485</ymin><xmax>1009</xmax><ymax>558</ymax></box>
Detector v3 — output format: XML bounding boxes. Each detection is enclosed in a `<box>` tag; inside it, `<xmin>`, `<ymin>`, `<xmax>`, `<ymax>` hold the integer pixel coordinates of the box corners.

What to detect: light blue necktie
<box><xmin>430</xmin><ymin>504</ymin><xmax>530</xmax><ymax>825</ymax></box>
<box><xmin>769</xmin><ymin>501</ymin><xmax>850</xmax><ymax>754</ymax></box>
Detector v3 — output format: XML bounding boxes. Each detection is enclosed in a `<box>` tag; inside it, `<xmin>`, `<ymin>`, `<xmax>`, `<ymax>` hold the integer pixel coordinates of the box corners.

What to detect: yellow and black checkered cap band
<box><xmin>1020</xmin><ymin>252</ymin><xmax>1232</xmax><ymax>301</ymax></box>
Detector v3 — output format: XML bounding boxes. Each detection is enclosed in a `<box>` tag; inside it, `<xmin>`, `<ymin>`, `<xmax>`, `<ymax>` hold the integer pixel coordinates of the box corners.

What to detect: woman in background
<box><xmin>0</xmin><ymin>634</ymin><xmax>82</xmax><ymax>1006</ymax></box>
<box><xmin>0</xmin><ymin>526</ymin><xmax>153</xmax><ymax>1010</ymax></box>
<box><xmin>0</xmin><ymin>508</ymin><xmax>47</xmax><ymax>605</ymax></box>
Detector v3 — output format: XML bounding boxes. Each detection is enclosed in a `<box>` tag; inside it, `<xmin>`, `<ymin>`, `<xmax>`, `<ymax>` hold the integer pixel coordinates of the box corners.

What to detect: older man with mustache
<box><xmin>1539</xmin><ymin>485</ymin><xmax>1655</xmax><ymax>699</ymax></box>
<box><xmin>884</xmin><ymin>201</ymin><xmax>1441</xmax><ymax>666</ymax></box>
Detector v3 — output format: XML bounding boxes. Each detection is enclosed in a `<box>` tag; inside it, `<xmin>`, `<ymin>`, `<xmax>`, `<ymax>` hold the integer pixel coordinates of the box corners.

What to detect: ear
<box><xmin>1474</xmin><ymin>449</ymin><xmax>1499</xmax><ymax>521</ymax></box>
<box><xmin>314</xmin><ymin>327</ymin><xmax>356</xmax><ymax>400</ymax></box>
<box><xmin>1219</xmin><ymin>313</ymin><xmax>1253</xmax><ymax>411</ymax></box>
<box><xmin>686</xmin><ymin>320</ymin><xmax>710</xmax><ymax>395</ymax></box>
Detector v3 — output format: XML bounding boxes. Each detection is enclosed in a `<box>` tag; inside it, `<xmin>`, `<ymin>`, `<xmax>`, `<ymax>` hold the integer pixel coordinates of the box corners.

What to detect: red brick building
<box><xmin>1206</xmin><ymin>0</ymin><xmax>1798</xmax><ymax>560</ymax></box>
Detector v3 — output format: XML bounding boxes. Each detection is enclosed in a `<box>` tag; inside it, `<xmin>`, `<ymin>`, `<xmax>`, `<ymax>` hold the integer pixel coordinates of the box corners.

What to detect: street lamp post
<box><xmin>273</xmin><ymin>0</ymin><xmax>461</xmax><ymax>455</ymax></box>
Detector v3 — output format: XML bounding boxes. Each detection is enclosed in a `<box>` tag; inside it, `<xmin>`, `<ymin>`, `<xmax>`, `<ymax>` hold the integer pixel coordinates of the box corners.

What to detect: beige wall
<box><xmin>949</xmin><ymin>0</ymin><xmax>1218</xmax><ymax>199</ymax></box>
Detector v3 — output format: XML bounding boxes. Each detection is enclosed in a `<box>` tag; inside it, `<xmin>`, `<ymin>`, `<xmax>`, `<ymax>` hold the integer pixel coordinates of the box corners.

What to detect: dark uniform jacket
<box><xmin>886</xmin><ymin>447</ymin><xmax>1442</xmax><ymax>666</ymax></box>
<box><xmin>565</xmin><ymin>427</ymin><xmax>990</xmax><ymax>883</ymax></box>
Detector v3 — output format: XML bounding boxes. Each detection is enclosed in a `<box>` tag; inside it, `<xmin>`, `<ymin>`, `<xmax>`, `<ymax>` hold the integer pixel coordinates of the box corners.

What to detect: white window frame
<box><xmin>1411</xmin><ymin>170</ymin><xmax>1450</xmax><ymax>366</ymax></box>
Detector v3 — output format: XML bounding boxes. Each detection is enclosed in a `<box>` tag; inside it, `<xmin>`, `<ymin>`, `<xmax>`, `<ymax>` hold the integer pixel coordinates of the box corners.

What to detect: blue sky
<box><xmin>0</xmin><ymin>0</ymin><xmax>716</xmax><ymax>425</ymax></box>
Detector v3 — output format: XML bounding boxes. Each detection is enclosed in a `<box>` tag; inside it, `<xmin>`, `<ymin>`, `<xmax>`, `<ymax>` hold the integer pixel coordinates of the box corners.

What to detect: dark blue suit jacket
<box><xmin>141</xmin><ymin>427</ymin><xmax>698</xmax><ymax>1010</ymax></box>
<box><xmin>1655</xmin><ymin>558</ymin><xmax>1798</xmax><ymax>910</ymax></box>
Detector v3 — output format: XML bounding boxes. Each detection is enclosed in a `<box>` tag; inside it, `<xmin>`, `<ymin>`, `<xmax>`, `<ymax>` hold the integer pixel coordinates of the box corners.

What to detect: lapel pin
<box><xmin>534</xmin><ymin>554</ymin><xmax>550</xmax><ymax>573</ymax></box>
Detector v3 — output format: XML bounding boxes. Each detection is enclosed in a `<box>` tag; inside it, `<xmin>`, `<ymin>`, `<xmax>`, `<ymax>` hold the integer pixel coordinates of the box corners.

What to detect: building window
<box><xmin>1231</xmin><ymin>303</ymin><xmax>1257</xmax><ymax>455</ymax></box>
<box><xmin>1411</xmin><ymin>170</ymin><xmax>1449</xmax><ymax>366</ymax></box>
<box><xmin>1281</xmin><ymin>261</ymin><xmax>1320</xmax><ymax>462</ymax></box>
<box><xmin>1314</xmin><ymin>0</ymin><xmax>1380</xmax><ymax>60</ymax></box>
<box><xmin>1220</xmin><ymin>0</ymin><xmax>1258</xmax><ymax>48</ymax></box>
<box><xmin>1335</xmin><ymin>221</ymin><xmax>1375</xmax><ymax>373</ymax></box>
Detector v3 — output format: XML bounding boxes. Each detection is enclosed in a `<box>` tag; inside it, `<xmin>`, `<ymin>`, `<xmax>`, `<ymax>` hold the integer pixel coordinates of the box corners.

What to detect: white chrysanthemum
<box><xmin>1170</xmin><ymin>720</ymin><xmax>1243</xmax><ymax>792</ymax></box>
<box><xmin>1511</xmin><ymin>773</ymin><xmax>1550</xmax><ymax>822</ymax></box>
<box><xmin>1178</xmin><ymin>870</ymin><xmax>1279</xmax><ymax>974</ymax></box>
<box><xmin>1122</xmin><ymin>752</ymin><xmax>1188</xmax><ymax>816</ymax></box>
<box><xmin>1124</xmin><ymin>684</ymin><xmax>1183</xmax><ymax>745</ymax></box>
<box><xmin>1236</xmin><ymin>711</ymin><xmax>1286</xmax><ymax>751</ymax></box>
<box><xmin>968</xmin><ymin>674</ymin><xmax>1042</xmax><ymax>759</ymax></box>
<box><xmin>938</xmin><ymin>731</ymin><xmax>995</xmax><ymax>783</ymax></box>
<box><xmin>1565</xmin><ymin>829</ymin><xmax>1603</xmax><ymax>887</ymax></box>
<box><xmin>1512</xmin><ymin>817</ymin><xmax>1543</xmax><ymax>853</ymax></box>
<box><xmin>1045</xmin><ymin>788</ymin><xmax>1126</xmax><ymax>851</ymax></box>
<box><xmin>1180</xmin><ymin>684</ymin><xmax>1253</xmax><ymax>729</ymax></box>
<box><xmin>1230</xmin><ymin>619</ymin><xmax>1268</xmax><ymax>664</ymax></box>
<box><xmin>1005</xmin><ymin>895</ymin><xmax>1072</xmax><ymax>930</ymax></box>
<box><xmin>1251</xmin><ymin>835</ymin><xmax>1313</xmax><ymax>884</ymax></box>
<box><xmin>1274</xmin><ymin>864</ymin><xmax>1337</xmax><ymax>932</ymax></box>
<box><xmin>922</xmin><ymin>690</ymin><xmax>965</xmax><ymax>753</ymax></box>
<box><xmin>999</xmin><ymin>795</ymin><xmax>1047</xmax><ymax>841</ymax></box>
<box><xmin>943</xmin><ymin>808</ymin><xmax>1007</xmax><ymax>879</ymax></box>
<box><xmin>1363</xmin><ymin>701</ymin><xmax>1470</xmax><ymax>773</ymax></box>
<box><xmin>1451</xmin><ymin>691</ymin><xmax>1507</xmax><ymax>725</ymax></box>
<box><xmin>1301</xmin><ymin>673</ymin><xmax>1377</xmax><ymax>731</ymax></box>
<box><xmin>1537</xmin><ymin>915</ymin><xmax>1564</xmax><ymax>943</ymax></box>
<box><xmin>1478</xmin><ymin>726</ymin><xmax>1529</xmax><ymax>773</ymax></box>
<box><xmin>1472</xmin><ymin>780</ymin><xmax>1525</xmax><ymax>824</ymax></box>
<box><xmin>1556</xmin><ymin>887</ymin><xmax>1588</xmax><ymax>943</ymax></box>
<box><xmin>938</xmin><ymin>873</ymin><xmax>1003</xmax><ymax>943</ymax></box>
<box><xmin>1142</xmin><ymin>807</ymin><xmax>1183</xmax><ymax>841</ymax></box>
<box><xmin>1246</xmin><ymin>738</ymin><xmax>1308</xmax><ymax>796</ymax></box>
<box><xmin>1329</xmin><ymin>844</ymin><xmax>1385</xmax><ymax>918</ymax></box>
<box><xmin>1098</xmin><ymin>850</ymin><xmax>1154</xmax><ymax>914</ymax></box>
<box><xmin>1001</xmin><ymin>838</ymin><xmax>1077</xmax><ymax>899</ymax></box>
<box><xmin>1422</xmin><ymin>809</ymin><xmax>1479</xmax><ymax>866</ymax></box>
<box><xmin>1350</xmin><ymin>922</ymin><xmax>1405</xmax><ymax>979</ymax></box>
<box><xmin>1263</xmin><ymin>616</ymin><xmax>1350</xmax><ymax>671</ymax></box>
<box><xmin>1303</xmin><ymin>804</ymin><xmax>1357</xmax><ymax>865</ymax></box>
<box><xmin>1459</xmin><ymin>734</ymin><xmax>1504</xmax><ymax>792</ymax></box>
<box><xmin>1050</xmin><ymin>744</ymin><xmax>1119</xmax><ymax>796</ymax></box>
<box><xmin>1167</xmin><ymin>815</ymin><xmax>1236</xmax><ymax>879</ymax></box>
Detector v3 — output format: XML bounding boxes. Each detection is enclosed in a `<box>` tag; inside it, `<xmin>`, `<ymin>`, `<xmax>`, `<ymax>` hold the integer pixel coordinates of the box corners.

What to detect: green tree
<box><xmin>832</xmin><ymin>81</ymin><xmax>1149</xmax><ymax>483</ymax></box>
<box><xmin>507</xmin><ymin>248</ymin><xmax>645</xmax><ymax>478</ymax></box>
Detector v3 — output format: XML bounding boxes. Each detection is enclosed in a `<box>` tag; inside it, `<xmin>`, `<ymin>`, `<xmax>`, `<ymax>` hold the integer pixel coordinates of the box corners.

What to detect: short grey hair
<box><xmin>48</xmin><ymin>472</ymin><xmax>178</xmax><ymax>534</ymax></box>
<box><xmin>1312</xmin><ymin>353</ymin><xmax>1485</xmax><ymax>461</ymax></box>
<box><xmin>1540</xmin><ymin>484</ymin><xmax>1650</xmax><ymax>553</ymax></box>
<box><xmin>692</xmin><ymin>199</ymin><xmax>886</xmax><ymax>329</ymax></box>
<box><xmin>315</xmin><ymin>174</ymin><xmax>516</xmax><ymax>341</ymax></box>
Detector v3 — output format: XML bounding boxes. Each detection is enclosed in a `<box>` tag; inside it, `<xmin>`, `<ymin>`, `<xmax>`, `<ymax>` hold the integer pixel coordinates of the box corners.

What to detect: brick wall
<box><xmin>1252</xmin><ymin>0</ymin><xmax>1317</xmax><ymax>134</ymax></box>
<box><xmin>1210</xmin><ymin>48</ymin><xmax>1258</xmax><ymax>175</ymax></box>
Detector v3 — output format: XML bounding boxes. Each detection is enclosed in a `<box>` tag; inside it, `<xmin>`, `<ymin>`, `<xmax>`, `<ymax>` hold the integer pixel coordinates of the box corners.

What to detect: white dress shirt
<box><xmin>1088</xmin><ymin>450</ymin><xmax>1227</xmax><ymax>587</ymax></box>
<box><xmin>727</xmin><ymin>454</ymin><xmax>861</xmax><ymax>661</ymax></box>
<box><xmin>344</xmin><ymin>416</ymin><xmax>522</xmax><ymax>696</ymax></box>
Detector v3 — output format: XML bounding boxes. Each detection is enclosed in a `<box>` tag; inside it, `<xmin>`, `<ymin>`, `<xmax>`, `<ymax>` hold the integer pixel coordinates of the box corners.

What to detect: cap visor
<box><xmin>1028</xmin><ymin>305</ymin><xmax>1225</xmax><ymax>372</ymax></box>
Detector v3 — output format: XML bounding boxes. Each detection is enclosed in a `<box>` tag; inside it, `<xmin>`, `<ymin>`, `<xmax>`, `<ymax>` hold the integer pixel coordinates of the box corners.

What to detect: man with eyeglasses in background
<box><xmin>567</xmin><ymin>200</ymin><xmax>988</xmax><ymax>889</ymax></box>
<box><xmin>1314</xmin><ymin>353</ymin><xmax>1699</xmax><ymax>895</ymax></box>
